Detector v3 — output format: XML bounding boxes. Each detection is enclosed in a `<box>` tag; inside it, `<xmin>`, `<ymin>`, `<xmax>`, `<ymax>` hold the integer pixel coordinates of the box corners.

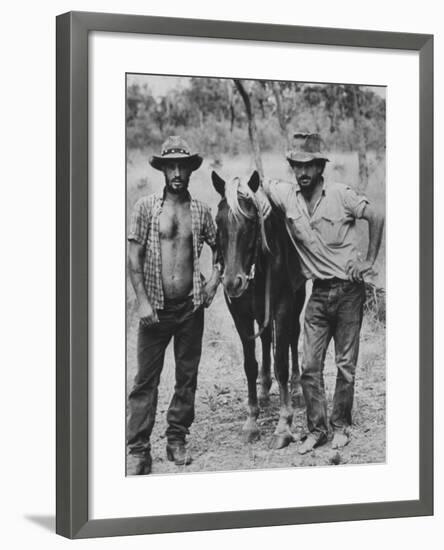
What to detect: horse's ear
<box><xmin>247</xmin><ymin>170</ymin><xmax>260</xmax><ymax>193</ymax></box>
<box><xmin>211</xmin><ymin>171</ymin><xmax>225</xmax><ymax>196</ymax></box>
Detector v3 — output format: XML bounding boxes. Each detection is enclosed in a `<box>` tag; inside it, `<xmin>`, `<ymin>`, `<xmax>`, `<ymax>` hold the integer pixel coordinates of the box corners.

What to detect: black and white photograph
<box><xmin>1</xmin><ymin>0</ymin><xmax>438</xmax><ymax>545</ymax></box>
<box><xmin>125</xmin><ymin>73</ymin><xmax>386</xmax><ymax>476</ymax></box>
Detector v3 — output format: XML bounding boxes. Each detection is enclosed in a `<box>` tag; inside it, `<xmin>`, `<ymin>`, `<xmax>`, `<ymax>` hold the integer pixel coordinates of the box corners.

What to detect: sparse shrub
<box><xmin>364</xmin><ymin>282</ymin><xmax>386</xmax><ymax>327</ymax></box>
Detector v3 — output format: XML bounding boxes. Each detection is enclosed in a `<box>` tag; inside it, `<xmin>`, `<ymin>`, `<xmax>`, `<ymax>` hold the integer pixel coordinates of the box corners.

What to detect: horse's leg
<box><xmin>269</xmin><ymin>301</ymin><xmax>295</xmax><ymax>450</ymax></box>
<box><xmin>290</xmin><ymin>285</ymin><xmax>306</xmax><ymax>408</ymax></box>
<box><xmin>259</xmin><ymin>325</ymin><xmax>272</xmax><ymax>405</ymax></box>
<box><xmin>239</xmin><ymin>331</ymin><xmax>261</xmax><ymax>443</ymax></box>
<box><xmin>227</xmin><ymin>298</ymin><xmax>260</xmax><ymax>443</ymax></box>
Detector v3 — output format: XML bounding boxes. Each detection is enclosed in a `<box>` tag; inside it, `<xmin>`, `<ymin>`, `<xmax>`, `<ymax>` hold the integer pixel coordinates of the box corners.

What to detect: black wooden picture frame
<box><xmin>56</xmin><ymin>11</ymin><xmax>433</xmax><ymax>539</ymax></box>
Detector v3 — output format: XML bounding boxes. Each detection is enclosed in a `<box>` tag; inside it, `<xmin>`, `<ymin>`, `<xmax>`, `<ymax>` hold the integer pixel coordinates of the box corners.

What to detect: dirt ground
<box><xmin>126</xmin><ymin>285</ymin><xmax>386</xmax><ymax>475</ymax></box>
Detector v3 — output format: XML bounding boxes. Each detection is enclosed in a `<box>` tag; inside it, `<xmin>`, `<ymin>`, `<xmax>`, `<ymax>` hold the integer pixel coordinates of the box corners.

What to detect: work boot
<box><xmin>128</xmin><ymin>452</ymin><xmax>152</xmax><ymax>475</ymax></box>
<box><xmin>166</xmin><ymin>440</ymin><xmax>192</xmax><ymax>466</ymax></box>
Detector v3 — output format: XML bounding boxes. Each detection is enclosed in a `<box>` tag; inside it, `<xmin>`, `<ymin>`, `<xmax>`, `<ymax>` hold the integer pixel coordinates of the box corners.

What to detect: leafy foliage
<box><xmin>126</xmin><ymin>77</ymin><xmax>385</xmax><ymax>158</ymax></box>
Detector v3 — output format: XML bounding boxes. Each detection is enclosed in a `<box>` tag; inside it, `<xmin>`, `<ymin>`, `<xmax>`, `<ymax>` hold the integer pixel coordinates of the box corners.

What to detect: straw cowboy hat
<box><xmin>149</xmin><ymin>136</ymin><xmax>203</xmax><ymax>172</ymax></box>
<box><xmin>286</xmin><ymin>133</ymin><xmax>330</xmax><ymax>164</ymax></box>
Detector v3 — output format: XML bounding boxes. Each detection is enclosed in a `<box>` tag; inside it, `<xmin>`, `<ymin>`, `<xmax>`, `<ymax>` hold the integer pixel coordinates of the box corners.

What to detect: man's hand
<box><xmin>202</xmin><ymin>281</ymin><xmax>218</xmax><ymax>308</ymax></box>
<box><xmin>138</xmin><ymin>301</ymin><xmax>159</xmax><ymax>327</ymax></box>
<box><xmin>346</xmin><ymin>259</ymin><xmax>374</xmax><ymax>282</ymax></box>
<box><xmin>255</xmin><ymin>186</ymin><xmax>272</xmax><ymax>219</ymax></box>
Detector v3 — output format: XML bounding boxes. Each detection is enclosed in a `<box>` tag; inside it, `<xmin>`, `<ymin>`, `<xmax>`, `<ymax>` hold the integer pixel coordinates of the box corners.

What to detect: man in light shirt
<box><xmin>265</xmin><ymin>133</ymin><xmax>384</xmax><ymax>454</ymax></box>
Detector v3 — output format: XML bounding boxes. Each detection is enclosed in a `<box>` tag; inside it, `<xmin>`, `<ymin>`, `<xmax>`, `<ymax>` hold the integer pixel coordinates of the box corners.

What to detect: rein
<box><xmin>245</xmin><ymin>212</ymin><xmax>271</xmax><ymax>340</ymax></box>
<box><xmin>248</xmin><ymin>257</ymin><xmax>271</xmax><ymax>340</ymax></box>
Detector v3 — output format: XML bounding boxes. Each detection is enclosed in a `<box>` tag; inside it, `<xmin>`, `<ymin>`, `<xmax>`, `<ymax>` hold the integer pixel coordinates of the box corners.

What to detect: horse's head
<box><xmin>212</xmin><ymin>170</ymin><xmax>264</xmax><ymax>299</ymax></box>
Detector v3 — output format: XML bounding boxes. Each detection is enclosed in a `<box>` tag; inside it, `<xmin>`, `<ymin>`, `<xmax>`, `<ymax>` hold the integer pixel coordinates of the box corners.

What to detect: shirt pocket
<box><xmin>288</xmin><ymin>212</ymin><xmax>313</xmax><ymax>245</ymax></box>
<box><xmin>314</xmin><ymin>216</ymin><xmax>348</xmax><ymax>246</ymax></box>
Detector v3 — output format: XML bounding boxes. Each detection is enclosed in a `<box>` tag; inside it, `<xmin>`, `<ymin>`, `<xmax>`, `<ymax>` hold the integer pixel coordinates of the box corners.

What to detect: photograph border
<box><xmin>56</xmin><ymin>10</ymin><xmax>433</xmax><ymax>539</ymax></box>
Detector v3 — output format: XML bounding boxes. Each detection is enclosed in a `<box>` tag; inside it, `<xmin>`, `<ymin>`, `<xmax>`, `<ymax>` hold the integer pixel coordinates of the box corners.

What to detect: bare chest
<box><xmin>158</xmin><ymin>204</ymin><xmax>192</xmax><ymax>241</ymax></box>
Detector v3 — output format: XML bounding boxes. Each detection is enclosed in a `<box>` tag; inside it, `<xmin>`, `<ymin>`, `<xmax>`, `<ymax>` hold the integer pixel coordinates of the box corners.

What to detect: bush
<box><xmin>364</xmin><ymin>282</ymin><xmax>386</xmax><ymax>327</ymax></box>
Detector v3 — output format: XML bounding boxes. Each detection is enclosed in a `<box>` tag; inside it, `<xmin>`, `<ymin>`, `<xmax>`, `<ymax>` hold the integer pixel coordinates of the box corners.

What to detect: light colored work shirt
<box><xmin>264</xmin><ymin>179</ymin><xmax>368</xmax><ymax>280</ymax></box>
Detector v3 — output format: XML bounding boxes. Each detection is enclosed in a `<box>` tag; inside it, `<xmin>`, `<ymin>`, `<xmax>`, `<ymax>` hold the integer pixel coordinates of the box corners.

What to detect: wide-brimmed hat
<box><xmin>286</xmin><ymin>133</ymin><xmax>329</xmax><ymax>164</ymax></box>
<box><xmin>149</xmin><ymin>136</ymin><xmax>203</xmax><ymax>172</ymax></box>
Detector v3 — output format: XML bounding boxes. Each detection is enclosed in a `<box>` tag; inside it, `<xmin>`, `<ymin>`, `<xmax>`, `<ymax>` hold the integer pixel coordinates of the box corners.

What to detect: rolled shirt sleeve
<box><xmin>128</xmin><ymin>197</ymin><xmax>150</xmax><ymax>246</ymax></box>
<box><xmin>202</xmin><ymin>205</ymin><xmax>217</xmax><ymax>248</ymax></box>
<box><xmin>343</xmin><ymin>186</ymin><xmax>369</xmax><ymax>219</ymax></box>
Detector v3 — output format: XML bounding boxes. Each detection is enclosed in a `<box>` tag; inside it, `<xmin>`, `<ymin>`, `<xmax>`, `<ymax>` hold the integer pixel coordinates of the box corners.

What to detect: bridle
<box><xmin>245</xmin><ymin>212</ymin><xmax>260</xmax><ymax>286</ymax></box>
<box><xmin>248</xmin><ymin>214</ymin><xmax>271</xmax><ymax>340</ymax></box>
<box><xmin>219</xmin><ymin>194</ymin><xmax>272</xmax><ymax>340</ymax></box>
<box><xmin>219</xmin><ymin>196</ymin><xmax>259</xmax><ymax>292</ymax></box>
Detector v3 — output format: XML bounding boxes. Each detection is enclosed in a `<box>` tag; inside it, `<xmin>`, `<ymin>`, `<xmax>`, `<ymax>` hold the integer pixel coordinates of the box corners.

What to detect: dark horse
<box><xmin>212</xmin><ymin>170</ymin><xmax>306</xmax><ymax>449</ymax></box>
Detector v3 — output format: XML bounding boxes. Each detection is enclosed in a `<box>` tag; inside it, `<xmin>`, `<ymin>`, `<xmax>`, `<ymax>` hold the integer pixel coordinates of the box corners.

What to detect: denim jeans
<box><xmin>127</xmin><ymin>295</ymin><xmax>204</xmax><ymax>456</ymax></box>
<box><xmin>301</xmin><ymin>279</ymin><xmax>365</xmax><ymax>439</ymax></box>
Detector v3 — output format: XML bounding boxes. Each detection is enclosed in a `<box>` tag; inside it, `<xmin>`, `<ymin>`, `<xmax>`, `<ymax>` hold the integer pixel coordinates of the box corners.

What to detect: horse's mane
<box><xmin>224</xmin><ymin>176</ymin><xmax>270</xmax><ymax>252</ymax></box>
<box><xmin>224</xmin><ymin>177</ymin><xmax>254</xmax><ymax>220</ymax></box>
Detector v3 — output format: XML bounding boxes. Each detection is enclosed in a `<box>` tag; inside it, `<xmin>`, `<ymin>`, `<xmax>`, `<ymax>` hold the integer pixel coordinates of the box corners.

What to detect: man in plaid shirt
<box><xmin>127</xmin><ymin>136</ymin><xmax>221</xmax><ymax>475</ymax></box>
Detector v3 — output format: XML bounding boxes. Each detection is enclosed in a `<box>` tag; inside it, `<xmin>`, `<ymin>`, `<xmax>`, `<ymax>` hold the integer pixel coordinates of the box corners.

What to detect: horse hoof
<box><xmin>269</xmin><ymin>433</ymin><xmax>293</xmax><ymax>450</ymax></box>
<box><xmin>242</xmin><ymin>429</ymin><xmax>260</xmax><ymax>444</ymax></box>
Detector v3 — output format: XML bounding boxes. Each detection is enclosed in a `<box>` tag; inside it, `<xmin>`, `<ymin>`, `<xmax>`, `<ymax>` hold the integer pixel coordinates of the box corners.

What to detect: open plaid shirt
<box><xmin>128</xmin><ymin>191</ymin><xmax>217</xmax><ymax>311</ymax></box>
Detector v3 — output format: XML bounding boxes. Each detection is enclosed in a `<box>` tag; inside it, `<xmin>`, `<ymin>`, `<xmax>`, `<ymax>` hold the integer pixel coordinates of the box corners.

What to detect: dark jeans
<box><xmin>301</xmin><ymin>279</ymin><xmax>365</xmax><ymax>439</ymax></box>
<box><xmin>127</xmin><ymin>296</ymin><xmax>204</xmax><ymax>456</ymax></box>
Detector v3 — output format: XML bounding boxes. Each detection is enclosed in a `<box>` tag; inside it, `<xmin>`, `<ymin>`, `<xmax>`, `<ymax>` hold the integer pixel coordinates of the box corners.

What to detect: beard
<box><xmin>298</xmin><ymin>176</ymin><xmax>312</xmax><ymax>185</ymax></box>
<box><xmin>297</xmin><ymin>173</ymin><xmax>322</xmax><ymax>188</ymax></box>
<box><xmin>166</xmin><ymin>179</ymin><xmax>190</xmax><ymax>195</ymax></box>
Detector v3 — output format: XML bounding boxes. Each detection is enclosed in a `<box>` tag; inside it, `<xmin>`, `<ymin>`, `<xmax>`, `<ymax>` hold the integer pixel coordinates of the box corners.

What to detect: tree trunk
<box><xmin>271</xmin><ymin>81</ymin><xmax>290</xmax><ymax>148</ymax></box>
<box><xmin>233</xmin><ymin>79</ymin><xmax>264</xmax><ymax>179</ymax></box>
<box><xmin>350</xmin><ymin>85</ymin><xmax>369</xmax><ymax>192</ymax></box>
<box><xmin>226</xmin><ymin>80</ymin><xmax>235</xmax><ymax>132</ymax></box>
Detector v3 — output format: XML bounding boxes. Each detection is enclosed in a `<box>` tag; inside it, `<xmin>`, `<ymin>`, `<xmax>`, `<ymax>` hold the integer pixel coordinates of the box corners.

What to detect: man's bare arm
<box><xmin>128</xmin><ymin>240</ymin><xmax>158</xmax><ymax>326</ymax></box>
<box><xmin>347</xmin><ymin>203</ymin><xmax>385</xmax><ymax>281</ymax></box>
<box><xmin>363</xmin><ymin>203</ymin><xmax>385</xmax><ymax>266</ymax></box>
<box><xmin>202</xmin><ymin>247</ymin><xmax>221</xmax><ymax>307</ymax></box>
